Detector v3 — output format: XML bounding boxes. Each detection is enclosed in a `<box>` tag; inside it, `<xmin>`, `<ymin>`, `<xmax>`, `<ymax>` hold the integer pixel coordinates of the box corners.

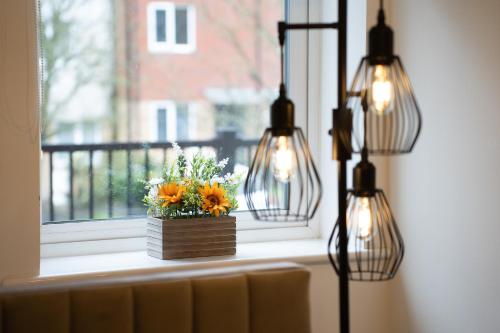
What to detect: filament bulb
<box><xmin>349</xmin><ymin>196</ymin><xmax>374</xmax><ymax>240</ymax></box>
<box><xmin>272</xmin><ymin>136</ymin><xmax>296</xmax><ymax>183</ymax></box>
<box><xmin>370</xmin><ymin>65</ymin><xmax>394</xmax><ymax>115</ymax></box>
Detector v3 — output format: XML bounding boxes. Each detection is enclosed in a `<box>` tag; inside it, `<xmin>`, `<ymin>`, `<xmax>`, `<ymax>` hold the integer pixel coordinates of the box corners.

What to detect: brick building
<box><xmin>115</xmin><ymin>0</ymin><xmax>282</xmax><ymax>143</ymax></box>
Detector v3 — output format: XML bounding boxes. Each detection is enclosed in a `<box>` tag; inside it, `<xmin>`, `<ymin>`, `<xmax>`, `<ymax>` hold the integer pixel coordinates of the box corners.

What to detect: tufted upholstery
<box><xmin>0</xmin><ymin>262</ymin><xmax>311</xmax><ymax>333</ymax></box>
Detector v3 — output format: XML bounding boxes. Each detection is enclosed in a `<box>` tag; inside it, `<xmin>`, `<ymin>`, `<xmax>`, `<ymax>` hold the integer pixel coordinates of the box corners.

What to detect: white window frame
<box><xmin>151</xmin><ymin>100</ymin><xmax>177</xmax><ymax>141</ymax></box>
<box><xmin>40</xmin><ymin>0</ymin><xmax>368</xmax><ymax>257</ymax></box>
<box><xmin>147</xmin><ymin>1</ymin><xmax>196</xmax><ymax>54</ymax></box>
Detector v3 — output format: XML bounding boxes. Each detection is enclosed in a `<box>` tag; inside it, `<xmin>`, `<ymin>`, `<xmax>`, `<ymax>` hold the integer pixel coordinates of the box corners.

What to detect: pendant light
<box><xmin>244</xmin><ymin>30</ymin><xmax>322</xmax><ymax>222</ymax></box>
<box><xmin>346</xmin><ymin>0</ymin><xmax>422</xmax><ymax>154</ymax></box>
<box><xmin>328</xmin><ymin>151</ymin><xmax>404</xmax><ymax>281</ymax></box>
<box><xmin>328</xmin><ymin>98</ymin><xmax>404</xmax><ymax>281</ymax></box>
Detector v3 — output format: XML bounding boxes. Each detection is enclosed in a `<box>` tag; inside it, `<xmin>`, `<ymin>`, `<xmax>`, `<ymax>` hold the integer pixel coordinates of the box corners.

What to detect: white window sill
<box><xmin>3</xmin><ymin>238</ymin><xmax>330</xmax><ymax>287</ymax></box>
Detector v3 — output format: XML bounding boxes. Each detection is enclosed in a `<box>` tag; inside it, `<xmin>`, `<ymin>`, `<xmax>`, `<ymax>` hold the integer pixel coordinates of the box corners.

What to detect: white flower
<box><xmin>231</xmin><ymin>171</ymin><xmax>244</xmax><ymax>185</ymax></box>
<box><xmin>217</xmin><ymin>158</ymin><xmax>229</xmax><ymax>169</ymax></box>
<box><xmin>172</xmin><ymin>142</ymin><xmax>183</xmax><ymax>156</ymax></box>
<box><xmin>148</xmin><ymin>186</ymin><xmax>159</xmax><ymax>200</ymax></box>
<box><xmin>211</xmin><ymin>176</ymin><xmax>225</xmax><ymax>184</ymax></box>
<box><xmin>149</xmin><ymin>177</ymin><xmax>164</xmax><ymax>185</ymax></box>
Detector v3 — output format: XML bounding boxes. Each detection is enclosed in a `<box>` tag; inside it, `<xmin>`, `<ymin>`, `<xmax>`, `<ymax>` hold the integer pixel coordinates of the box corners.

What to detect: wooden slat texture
<box><xmin>148</xmin><ymin>216</ymin><xmax>236</xmax><ymax>228</ymax></box>
<box><xmin>147</xmin><ymin>216</ymin><xmax>237</xmax><ymax>260</ymax></box>
<box><xmin>147</xmin><ymin>228</ymin><xmax>235</xmax><ymax>239</ymax></box>
<box><xmin>147</xmin><ymin>247</ymin><xmax>236</xmax><ymax>260</ymax></box>
<box><xmin>147</xmin><ymin>242</ymin><xmax>235</xmax><ymax>253</ymax></box>
<box><xmin>148</xmin><ymin>237</ymin><xmax>236</xmax><ymax>249</ymax></box>
<box><xmin>147</xmin><ymin>231</ymin><xmax>236</xmax><ymax>243</ymax></box>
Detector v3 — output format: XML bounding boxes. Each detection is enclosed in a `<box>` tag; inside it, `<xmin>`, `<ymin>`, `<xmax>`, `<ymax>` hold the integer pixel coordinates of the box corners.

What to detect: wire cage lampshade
<box><xmin>244</xmin><ymin>123</ymin><xmax>322</xmax><ymax>221</ymax></box>
<box><xmin>244</xmin><ymin>32</ymin><xmax>322</xmax><ymax>222</ymax></box>
<box><xmin>329</xmin><ymin>189</ymin><xmax>404</xmax><ymax>281</ymax></box>
<box><xmin>328</xmin><ymin>155</ymin><xmax>404</xmax><ymax>281</ymax></box>
<box><xmin>346</xmin><ymin>5</ymin><xmax>422</xmax><ymax>154</ymax></box>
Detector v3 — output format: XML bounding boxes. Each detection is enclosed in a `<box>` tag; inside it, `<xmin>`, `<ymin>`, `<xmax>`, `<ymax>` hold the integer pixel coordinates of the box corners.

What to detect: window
<box><xmin>152</xmin><ymin>101</ymin><xmax>177</xmax><ymax>142</ymax></box>
<box><xmin>157</xmin><ymin>108</ymin><xmax>167</xmax><ymax>141</ymax></box>
<box><xmin>175</xmin><ymin>7</ymin><xmax>189</xmax><ymax>45</ymax></box>
<box><xmin>147</xmin><ymin>2</ymin><xmax>196</xmax><ymax>53</ymax></box>
<box><xmin>176</xmin><ymin>103</ymin><xmax>190</xmax><ymax>140</ymax></box>
<box><xmin>37</xmin><ymin>0</ymin><xmax>366</xmax><ymax>255</ymax></box>
<box><xmin>154</xmin><ymin>102</ymin><xmax>192</xmax><ymax>142</ymax></box>
<box><xmin>40</xmin><ymin>0</ymin><xmax>283</xmax><ymax>226</ymax></box>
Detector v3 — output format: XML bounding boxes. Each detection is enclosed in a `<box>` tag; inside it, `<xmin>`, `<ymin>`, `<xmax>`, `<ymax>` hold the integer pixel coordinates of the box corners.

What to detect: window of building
<box><xmin>175</xmin><ymin>7</ymin><xmax>188</xmax><ymax>45</ymax></box>
<box><xmin>176</xmin><ymin>103</ymin><xmax>190</xmax><ymax>140</ymax></box>
<box><xmin>152</xmin><ymin>101</ymin><xmax>177</xmax><ymax>142</ymax></box>
<box><xmin>155</xmin><ymin>9</ymin><xmax>167</xmax><ymax>42</ymax></box>
<box><xmin>147</xmin><ymin>2</ymin><xmax>196</xmax><ymax>53</ymax></box>
<box><xmin>157</xmin><ymin>108</ymin><xmax>167</xmax><ymax>141</ymax></box>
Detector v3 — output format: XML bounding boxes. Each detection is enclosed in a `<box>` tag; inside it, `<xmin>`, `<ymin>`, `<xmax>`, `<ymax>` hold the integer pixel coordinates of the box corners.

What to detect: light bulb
<box><xmin>271</xmin><ymin>136</ymin><xmax>296</xmax><ymax>183</ymax></box>
<box><xmin>370</xmin><ymin>65</ymin><xmax>394</xmax><ymax>115</ymax></box>
<box><xmin>349</xmin><ymin>196</ymin><xmax>374</xmax><ymax>240</ymax></box>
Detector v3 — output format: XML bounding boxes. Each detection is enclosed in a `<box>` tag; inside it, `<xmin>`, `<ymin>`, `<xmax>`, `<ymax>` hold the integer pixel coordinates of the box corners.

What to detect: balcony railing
<box><xmin>41</xmin><ymin>129</ymin><xmax>259</xmax><ymax>224</ymax></box>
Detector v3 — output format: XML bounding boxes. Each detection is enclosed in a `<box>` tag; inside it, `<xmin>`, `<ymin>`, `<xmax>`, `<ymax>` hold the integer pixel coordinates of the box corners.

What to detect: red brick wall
<box><xmin>128</xmin><ymin>0</ymin><xmax>282</xmax><ymax>102</ymax></box>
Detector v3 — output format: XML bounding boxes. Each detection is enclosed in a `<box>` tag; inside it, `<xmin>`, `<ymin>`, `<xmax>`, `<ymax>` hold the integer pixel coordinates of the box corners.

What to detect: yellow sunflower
<box><xmin>158</xmin><ymin>183</ymin><xmax>186</xmax><ymax>207</ymax></box>
<box><xmin>199</xmin><ymin>182</ymin><xmax>231</xmax><ymax>217</ymax></box>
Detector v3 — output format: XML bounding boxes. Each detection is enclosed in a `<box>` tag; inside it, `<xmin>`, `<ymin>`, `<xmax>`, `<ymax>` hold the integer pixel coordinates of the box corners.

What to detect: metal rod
<box><xmin>283</xmin><ymin>22</ymin><xmax>338</xmax><ymax>30</ymax></box>
<box><xmin>144</xmin><ymin>148</ymin><xmax>150</xmax><ymax>179</ymax></box>
<box><xmin>108</xmin><ymin>150</ymin><xmax>113</xmax><ymax>218</ymax></box>
<box><xmin>337</xmin><ymin>159</ymin><xmax>350</xmax><ymax>333</ymax></box>
<box><xmin>89</xmin><ymin>150</ymin><xmax>94</xmax><ymax>219</ymax></box>
<box><xmin>127</xmin><ymin>150</ymin><xmax>132</xmax><ymax>215</ymax></box>
<box><xmin>337</xmin><ymin>1</ymin><xmax>350</xmax><ymax>333</ymax></box>
<box><xmin>69</xmin><ymin>152</ymin><xmax>74</xmax><ymax>220</ymax></box>
<box><xmin>49</xmin><ymin>152</ymin><xmax>54</xmax><ymax>221</ymax></box>
<box><xmin>338</xmin><ymin>0</ymin><xmax>347</xmax><ymax>107</ymax></box>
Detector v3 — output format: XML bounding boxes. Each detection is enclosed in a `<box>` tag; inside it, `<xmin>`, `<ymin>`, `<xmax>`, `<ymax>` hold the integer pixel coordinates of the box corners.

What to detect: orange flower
<box><xmin>198</xmin><ymin>182</ymin><xmax>231</xmax><ymax>217</ymax></box>
<box><xmin>158</xmin><ymin>183</ymin><xmax>186</xmax><ymax>207</ymax></box>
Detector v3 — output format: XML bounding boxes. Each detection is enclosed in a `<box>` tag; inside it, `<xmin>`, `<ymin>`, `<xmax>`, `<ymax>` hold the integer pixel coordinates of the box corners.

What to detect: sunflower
<box><xmin>158</xmin><ymin>183</ymin><xmax>186</xmax><ymax>207</ymax></box>
<box><xmin>199</xmin><ymin>182</ymin><xmax>231</xmax><ymax>217</ymax></box>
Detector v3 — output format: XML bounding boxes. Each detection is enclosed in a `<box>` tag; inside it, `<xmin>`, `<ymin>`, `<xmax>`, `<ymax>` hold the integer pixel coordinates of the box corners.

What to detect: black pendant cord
<box><xmin>278</xmin><ymin>22</ymin><xmax>286</xmax><ymax>91</ymax></box>
<box><xmin>280</xmin><ymin>39</ymin><xmax>285</xmax><ymax>88</ymax></box>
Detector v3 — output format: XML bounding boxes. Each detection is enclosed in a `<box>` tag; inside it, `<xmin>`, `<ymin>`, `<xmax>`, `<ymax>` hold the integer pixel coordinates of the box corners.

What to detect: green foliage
<box><xmin>143</xmin><ymin>143</ymin><xmax>242</xmax><ymax>219</ymax></box>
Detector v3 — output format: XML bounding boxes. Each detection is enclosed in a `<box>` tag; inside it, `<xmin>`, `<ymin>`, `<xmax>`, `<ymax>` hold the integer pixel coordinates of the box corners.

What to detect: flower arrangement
<box><xmin>143</xmin><ymin>143</ymin><xmax>242</xmax><ymax>219</ymax></box>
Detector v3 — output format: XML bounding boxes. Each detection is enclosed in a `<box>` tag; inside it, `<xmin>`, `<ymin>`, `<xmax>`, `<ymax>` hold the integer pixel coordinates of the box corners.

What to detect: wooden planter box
<box><xmin>147</xmin><ymin>216</ymin><xmax>236</xmax><ymax>259</ymax></box>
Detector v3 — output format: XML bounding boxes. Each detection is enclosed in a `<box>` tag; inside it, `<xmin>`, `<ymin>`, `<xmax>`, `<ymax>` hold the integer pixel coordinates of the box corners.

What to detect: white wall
<box><xmin>310</xmin><ymin>264</ymin><xmax>390</xmax><ymax>333</ymax></box>
<box><xmin>386</xmin><ymin>0</ymin><xmax>500</xmax><ymax>332</ymax></box>
<box><xmin>0</xmin><ymin>0</ymin><xmax>40</xmax><ymax>280</ymax></box>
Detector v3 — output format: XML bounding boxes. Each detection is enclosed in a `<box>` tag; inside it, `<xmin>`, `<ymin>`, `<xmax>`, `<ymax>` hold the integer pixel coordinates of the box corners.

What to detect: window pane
<box><xmin>175</xmin><ymin>7</ymin><xmax>188</xmax><ymax>44</ymax></box>
<box><xmin>39</xmin><ymin>0</ymin><xmax>282</xmax><ymax>223</ymax></box>
<box><xmin>176</xmin><ymin>103</ymin><xmax>189</xmax><ymax>140</ymax></box>
<box><xmin>156</xmin><ymin>9</ymin><xmax>167</xmax><ymax>42</ymax></box>
<box><xmin>157</xmin><ymin>108</ymin><xmax>167</xmax><ymax>141</ymax></box>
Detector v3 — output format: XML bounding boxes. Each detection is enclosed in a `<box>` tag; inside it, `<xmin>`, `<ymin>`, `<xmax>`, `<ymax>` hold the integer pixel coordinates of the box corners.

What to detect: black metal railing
<box><xmin>41</xmin><ymin>129</ymin><xmax>259</xmax><ymax>224</ymax></box>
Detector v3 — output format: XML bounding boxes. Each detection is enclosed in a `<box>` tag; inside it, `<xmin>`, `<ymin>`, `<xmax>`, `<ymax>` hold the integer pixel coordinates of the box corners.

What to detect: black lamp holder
<box><xmin>353</xmin><ymin>98</ymin><xmax>376</xmax><ymax>196</ymax></box>
<box><xmin>368</xmin><ymin>4</ymin><xmax>394</xmax><ymax>65</ymax></box>
<box><xmin>270</xmin><ymin>27</ymin><xmax>295</xmax><ymax>136</ymax></box>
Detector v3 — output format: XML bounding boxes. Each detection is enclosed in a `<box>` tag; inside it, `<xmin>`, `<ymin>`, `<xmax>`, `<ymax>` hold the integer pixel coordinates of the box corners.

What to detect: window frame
<box><xmin>147</xmin><ymin>1</ymin><xmax>196</xmax><ymax>54</ymax></box>
<box><xmin>39</xmin><ymin>0</ymin><xmax>368</xmax><ymax>257</ymax></box>
<box><xmin>151</xmin><ymin>100</ymin><xmax>177</xmax><ymax>142</ymax></box>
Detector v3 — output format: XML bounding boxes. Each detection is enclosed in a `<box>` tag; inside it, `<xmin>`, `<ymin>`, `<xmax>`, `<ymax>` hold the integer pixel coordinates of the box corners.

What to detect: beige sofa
<box><xmin>0</xmin><ymin>262</ymin><xmax>310</xmax><ymax>333</ymax></box>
